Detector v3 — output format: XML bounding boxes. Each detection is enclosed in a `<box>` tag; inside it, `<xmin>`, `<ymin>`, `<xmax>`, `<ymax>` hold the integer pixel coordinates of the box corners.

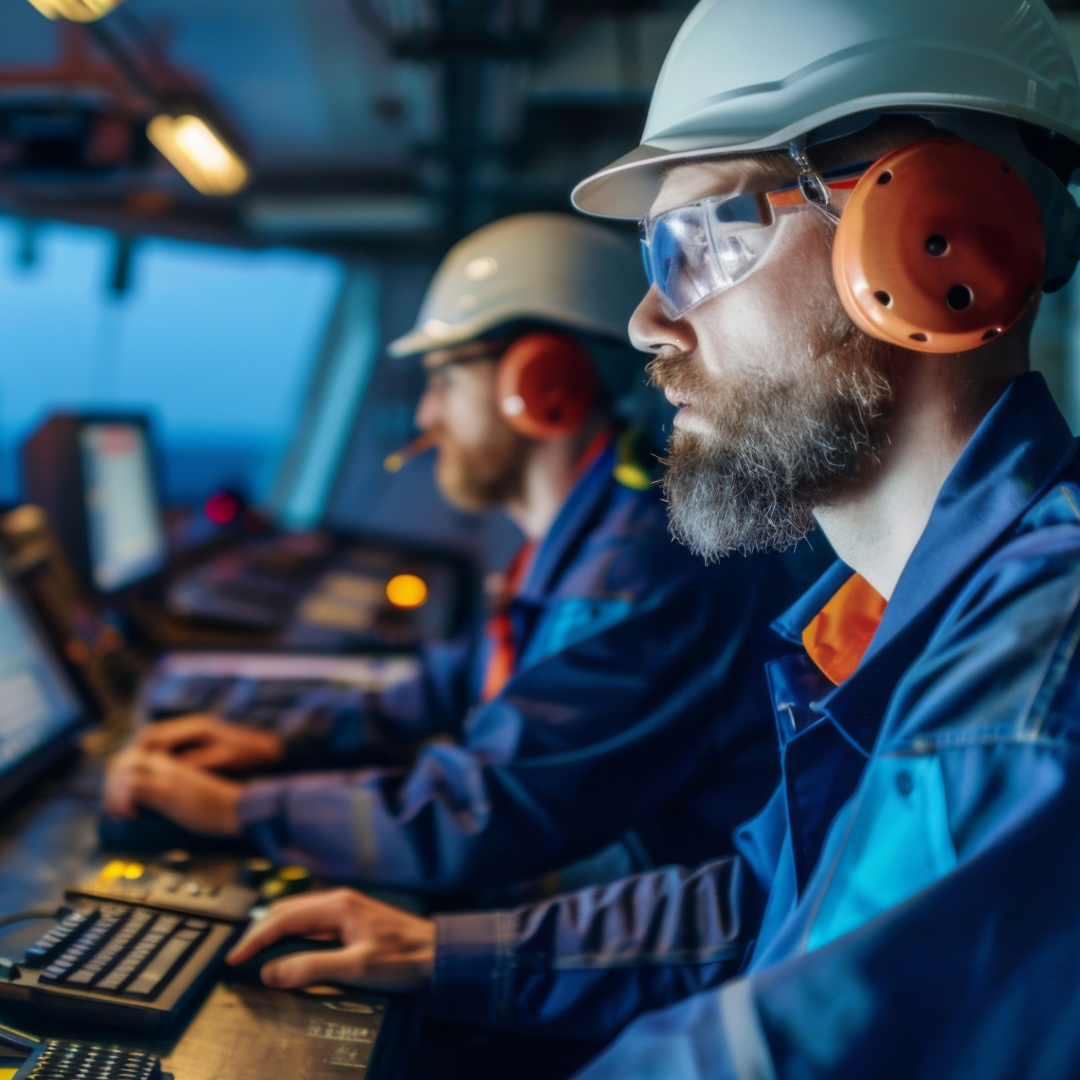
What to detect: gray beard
<box><xmin>651</xmin><ymin>321</ymin><xmax>897</xmax><ymax>560</ymax></box>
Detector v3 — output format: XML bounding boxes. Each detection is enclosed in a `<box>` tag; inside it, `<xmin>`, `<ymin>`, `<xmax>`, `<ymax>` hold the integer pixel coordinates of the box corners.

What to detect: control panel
<box><xmin>68</xmin><ymin>856</ymin><xmax>257</xmax><ymax>924</ymax></box>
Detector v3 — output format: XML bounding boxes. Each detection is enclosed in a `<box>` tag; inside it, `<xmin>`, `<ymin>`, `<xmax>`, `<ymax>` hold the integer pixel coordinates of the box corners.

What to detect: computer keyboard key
<box><xmin>27</xmin><ymin>1041</ymin><xmax>163</xmax><ymax>1080</ymax></box>
<box><xmin>147</xmin><ymin>674</ymin><xmax>231</xmax><ymax>719</ymax></box>
<box><xmin>90</xmin><ymin>912</ymin><xmax>190</xmax><ymax>995</ymax></box>
<box><xmin>122</xmin><ymin>927</ymin><xmax>204</xmax><ymax>1000</ymax></box>
<box><xmin>21</xmin><ymin>910</ymin><xmax>98</xmax><ymax>968</ymax></box>
<box><xmin>73</xmin><ymin>909</ymin><xmax>155</xmax><ymax>986</ymax></box>
<box><xmin>37</xmin><ymin>909</ymin><xmax>129</xmax><ymax>984</ymax></box>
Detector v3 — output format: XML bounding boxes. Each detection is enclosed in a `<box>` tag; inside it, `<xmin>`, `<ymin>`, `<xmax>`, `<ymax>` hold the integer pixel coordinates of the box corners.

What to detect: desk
<box><xmin>0</xmin><ymin>756</ymin><xmax>604</xmax><ymax>1080</ymax></box>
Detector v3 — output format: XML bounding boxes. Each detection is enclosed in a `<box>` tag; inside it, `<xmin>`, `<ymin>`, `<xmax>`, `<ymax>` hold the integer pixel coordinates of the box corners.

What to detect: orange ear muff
<box><xmin>832</xmin><ymin>138</ymin><xmax>1046</xmax><ymax>354</ymax></box>
<box><xmin>496</xmin><ymin>332</ymin><xmax>598</xmax><ymax>439</ymax></box>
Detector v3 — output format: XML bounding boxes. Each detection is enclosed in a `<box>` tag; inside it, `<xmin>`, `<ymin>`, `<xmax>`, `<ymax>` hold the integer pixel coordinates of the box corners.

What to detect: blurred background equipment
<box><xmin>0</xmin><ymin>0</ymin><xmax>1074</xmax><ymax>577</ymax></box>
<box><xmin>21</xmin><ymin>408</ymin><xmax>474</xmax><ymax>651</ymax></box>
<box><xmin>0</xmin><ymin>0</ymin><xmax>1076</xmax><ymax>626</ymax></box>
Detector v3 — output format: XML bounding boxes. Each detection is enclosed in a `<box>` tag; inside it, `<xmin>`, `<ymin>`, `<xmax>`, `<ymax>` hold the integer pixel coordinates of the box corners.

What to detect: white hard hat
<box><xmin>572</xmin><ymin>0</ymin><xmax>1080</xmax><ymax>220</ymax></box>
<box><xmin>389</xmin><ymin>212</ymin><xmax>643</xmax><ymax>357</ymax></box>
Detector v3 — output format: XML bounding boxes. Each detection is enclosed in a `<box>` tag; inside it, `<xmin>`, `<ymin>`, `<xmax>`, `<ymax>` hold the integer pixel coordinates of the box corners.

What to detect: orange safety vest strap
<box><xmin>801</xmin><ymin>573</ymin><xmax>887</xmax><ymax>686</ymax></box>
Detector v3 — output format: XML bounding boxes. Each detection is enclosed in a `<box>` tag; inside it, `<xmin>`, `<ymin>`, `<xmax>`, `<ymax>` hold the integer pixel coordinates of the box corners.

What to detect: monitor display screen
<box><xmin>79</xmin><ymin>423</ymin><xmax>168</xmax><ymax>592</ymax></box>
<box><xmin>0</xmin><ymin>570</ymin><xmax>82</xmax><ymax>783</ymax></box>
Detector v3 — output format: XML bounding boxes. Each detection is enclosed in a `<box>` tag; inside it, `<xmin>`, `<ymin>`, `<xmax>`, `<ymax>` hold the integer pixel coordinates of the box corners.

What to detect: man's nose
<box><xmin>629</xmin><ymin>286</ymin><xmax>698</xmax><ymax>355</ymax></box>
<box><xmin>414</xmin><ymin>388</ymin><xmax>439</xmax><ymax>432</ymax></box>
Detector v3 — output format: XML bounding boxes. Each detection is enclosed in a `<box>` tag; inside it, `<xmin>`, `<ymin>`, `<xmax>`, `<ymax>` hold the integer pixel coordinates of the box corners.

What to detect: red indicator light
<box><xmin>204</xmin><ymin>491</ymin><xmax>240</xmax><ymax>525</ymax></box>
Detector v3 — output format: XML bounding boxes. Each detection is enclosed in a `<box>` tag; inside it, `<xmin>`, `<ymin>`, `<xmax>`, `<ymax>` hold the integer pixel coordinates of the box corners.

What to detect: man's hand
<box><xmin>135</xmin><ymin>716</ymin><xmax>285</xmax><ymax>774</ymax></box>
<box><xmin>103</xmin><ymin>747</ymin><xmax>244</xmax><ymax>836</ymax></box>
<box><xmin>226</xmin><ymin>889</ymin><xmax>436</xmax><ymax>993</ymax></box>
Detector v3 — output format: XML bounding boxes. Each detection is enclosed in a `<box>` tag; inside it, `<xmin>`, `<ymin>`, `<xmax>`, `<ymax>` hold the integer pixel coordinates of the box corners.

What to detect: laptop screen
<box><xmin>0</xmin><ymin>568</ymin><xmax>83</xmax><ymax>783</ymax></box>
<box><xmin>79</xmin><ymin>423</ymin><xmax>168</xmax><ymax>592</ymax></box>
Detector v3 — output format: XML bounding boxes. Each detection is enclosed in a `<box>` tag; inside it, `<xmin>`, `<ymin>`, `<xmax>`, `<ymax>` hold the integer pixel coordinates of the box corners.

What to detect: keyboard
<box><xmin>0</xmin><ymin>900</ymin><xmax>238</xmax><ymax>1031</ymax></box>
<box><xmin>145</xmin><ymin>672</ymin><xmax>351</xmax><ymax>728</ymax></box>
<box><xmin>0</xmin><ymin>1023</ymin><xmax>167</xmax><ymax>1080</ymax></box>
<box><xmin>14</xmin><ymin>1041</ymin><xmax>164</xmax><ymax>1080</ymax></box>
<box><xmin>140</xmin><ymin>654</ymin><xmax>420</xmax><ymax>734</ymax></box>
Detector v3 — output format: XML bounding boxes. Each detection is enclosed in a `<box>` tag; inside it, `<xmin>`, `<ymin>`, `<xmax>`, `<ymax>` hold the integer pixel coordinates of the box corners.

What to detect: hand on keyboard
<box><xmin>103</xmin><ymin>749</ymin><xmax>243</xmax><ymax>837</ymax></box>
<box><xmin>135</xmin><ymin>717</ymin><xmax>285</xmax><ymax>774</ymax></box>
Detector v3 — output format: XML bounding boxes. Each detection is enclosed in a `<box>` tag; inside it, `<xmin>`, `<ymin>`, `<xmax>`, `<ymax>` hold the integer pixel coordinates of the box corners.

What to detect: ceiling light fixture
<box><xmin>24</xmin><ymin>0</ymin><xmax>125</xmax><ymax>22</ymax></box>
<box><xmin>146</xmin><ymin>112</ymin><xmax>250</xmax><ymax>197</ymax></box>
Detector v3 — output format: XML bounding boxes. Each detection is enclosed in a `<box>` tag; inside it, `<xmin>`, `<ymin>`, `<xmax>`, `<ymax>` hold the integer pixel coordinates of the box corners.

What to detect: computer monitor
<box><xmin>22</xmin><ymin>413</ymin><xmax>168</xmax><ymax>595</ymax></box>
<box><xmin>78</xmin><ymin>422</ymin><xmax>168</xmax><ymax>592</ymax></box>
<box><xmin>0</xmin><ymin>561</ymin><xmax>87</xmax><ymax>806</ymax></box>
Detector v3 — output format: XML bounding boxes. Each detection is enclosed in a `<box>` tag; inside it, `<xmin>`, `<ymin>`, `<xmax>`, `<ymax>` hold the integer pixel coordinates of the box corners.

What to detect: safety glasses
<box><xmin>639</xmin><ymin>167</ymin><xmax>866</xmax><ymax>319</ymax></box>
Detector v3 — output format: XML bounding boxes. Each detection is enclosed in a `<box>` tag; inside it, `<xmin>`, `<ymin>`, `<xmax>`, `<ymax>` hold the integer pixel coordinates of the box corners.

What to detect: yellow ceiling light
<box><xmin>386</xmin><ymin>574</ymin><xmax>429</xmax><ymax>610</ymax></box>
<box><xmin>146</xmin><ymin>113</ymin><xmax>251</xmax><ymax>197</ymax></box>
<box><xmin>24</xmin><ymin>0</ymin><xmax>125</xmax><ymax>20</ymax></box>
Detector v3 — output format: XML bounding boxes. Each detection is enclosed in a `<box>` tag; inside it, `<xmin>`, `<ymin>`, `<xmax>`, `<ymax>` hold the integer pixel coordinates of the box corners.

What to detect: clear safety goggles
<box><xmin>639</xmin><ymin>163</ymin><xmax>866</xmax><ymax>319</ymax></box>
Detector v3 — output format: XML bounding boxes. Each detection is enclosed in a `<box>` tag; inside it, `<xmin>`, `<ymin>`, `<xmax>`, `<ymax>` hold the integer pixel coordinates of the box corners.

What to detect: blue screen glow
<box><xmin>0</xmin><ymin>217</ymin><xmax>344</xmax><ymax>507</ymax></box>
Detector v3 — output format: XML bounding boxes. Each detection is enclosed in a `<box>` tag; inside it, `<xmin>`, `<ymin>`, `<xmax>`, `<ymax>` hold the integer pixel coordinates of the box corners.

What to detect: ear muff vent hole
<box><xmin>925</xmin><ymin>235</ymin><xmax>948</xmax><ymax>257</ymax></box>
<box><xmin>946</xmin><ymin>285</ymin><xmax>974</xmax><ymax>311</ymax></box>
<box><xmin>874</xmin><ymin>291</ymin><xmax>892</xmax><ymax>307</ymax></box>
<box><xmin>982</xmin><ymin>329</ymin><xmax>1001</xmax><ymax>341</ymax></box>
<box><xmin>910</xmin><ymin>333</ymin><xmax>928</xmax><ymax>342</ymax></box>
<box><xmin>877</xmin><ymin>171</ymin><xmax>893</xmax><ymax>185</ymax></box>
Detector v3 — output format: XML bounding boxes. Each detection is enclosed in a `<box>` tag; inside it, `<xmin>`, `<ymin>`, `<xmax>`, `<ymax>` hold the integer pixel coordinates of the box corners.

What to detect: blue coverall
<box><xmin>423</xmin><ymin>372</ymin><xmax>1080</xmax><ymax>1079</ymax></box>
<box><xmin>237</xmin><ymin>439</ymin><xmax>807</xmax><ymax>892</ymax></box>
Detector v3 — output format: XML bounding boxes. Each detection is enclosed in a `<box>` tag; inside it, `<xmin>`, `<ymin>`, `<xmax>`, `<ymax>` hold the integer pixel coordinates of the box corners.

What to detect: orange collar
<box><xmin>801</xmin><ymin>573</ymin><xmax>886</xmax><ymax>686</ymax></box>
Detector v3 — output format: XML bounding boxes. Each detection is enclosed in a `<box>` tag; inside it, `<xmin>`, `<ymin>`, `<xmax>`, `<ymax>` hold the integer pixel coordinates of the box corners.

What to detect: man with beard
<box><xmin>225</xmin><ymin>2</ymin><xmax>1080</xmax><ymax>1076</ymax></box>
<box><xmin>104</xmin><ymin>212</ymin><xmax>803</xmax><ymax>895</ymax></box>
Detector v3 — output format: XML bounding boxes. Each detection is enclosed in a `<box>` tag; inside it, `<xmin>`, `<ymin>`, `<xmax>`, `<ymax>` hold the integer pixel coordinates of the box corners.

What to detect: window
<box><xmin>0</xmin><ymin>217</ymin><xmax>344</xmax><ymax>507</ymax></box>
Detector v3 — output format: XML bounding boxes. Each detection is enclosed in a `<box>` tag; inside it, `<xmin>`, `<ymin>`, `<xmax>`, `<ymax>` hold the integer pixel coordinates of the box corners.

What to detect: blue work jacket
<box><xmin>426</xmin><ymin>373</ymin><xmax>1080</xmax><ymax>1079</ymax></box>
<box><xmin>238</xmin><ymin>440</ymin><xmax>804</xmax><ymax>892</ymax></box>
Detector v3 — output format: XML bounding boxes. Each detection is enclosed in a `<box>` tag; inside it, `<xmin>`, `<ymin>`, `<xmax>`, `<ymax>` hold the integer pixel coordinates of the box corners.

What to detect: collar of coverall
<box><xmin>801</xmin><ymin>575</ymin><xmax>887</xmax><ymax>685</ymax></box>
<box><xmin>772</xmin><ymin>373</ymin><xmax>1076</xmax><ymax>707</ymax></box>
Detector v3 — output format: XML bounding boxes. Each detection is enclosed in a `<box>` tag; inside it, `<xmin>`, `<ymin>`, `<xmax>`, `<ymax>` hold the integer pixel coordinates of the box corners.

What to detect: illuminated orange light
<box><xmin>386</xmin><ymin>574</ymin><xmax>428</xmax><ymax>609</ymax></box>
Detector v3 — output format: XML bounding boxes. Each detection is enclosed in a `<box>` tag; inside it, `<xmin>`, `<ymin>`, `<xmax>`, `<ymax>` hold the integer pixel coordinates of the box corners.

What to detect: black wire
<box><xmin>0</xmin><ymin>907</ymin><xmax>66</xmax><ymax>934</ymax></box>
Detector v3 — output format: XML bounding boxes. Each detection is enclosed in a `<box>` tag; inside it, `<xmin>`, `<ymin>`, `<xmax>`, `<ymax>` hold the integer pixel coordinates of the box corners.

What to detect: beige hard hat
<box><xmin>388</xmin><ymin>212</ymin><xmax>643</xmax><ymax>358</ymax></box>
<box><xmin>572</xmin><ymin>0</ymin><xmax>1080</xmax><ymax>221</ymax></box>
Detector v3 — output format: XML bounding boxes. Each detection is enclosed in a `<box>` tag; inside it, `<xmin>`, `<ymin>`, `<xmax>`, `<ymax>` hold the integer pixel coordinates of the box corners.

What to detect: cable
<box><xmin>0</xmin><ymin>907</ymin><xmax>68</xmax><ymax>934</ymax></box>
